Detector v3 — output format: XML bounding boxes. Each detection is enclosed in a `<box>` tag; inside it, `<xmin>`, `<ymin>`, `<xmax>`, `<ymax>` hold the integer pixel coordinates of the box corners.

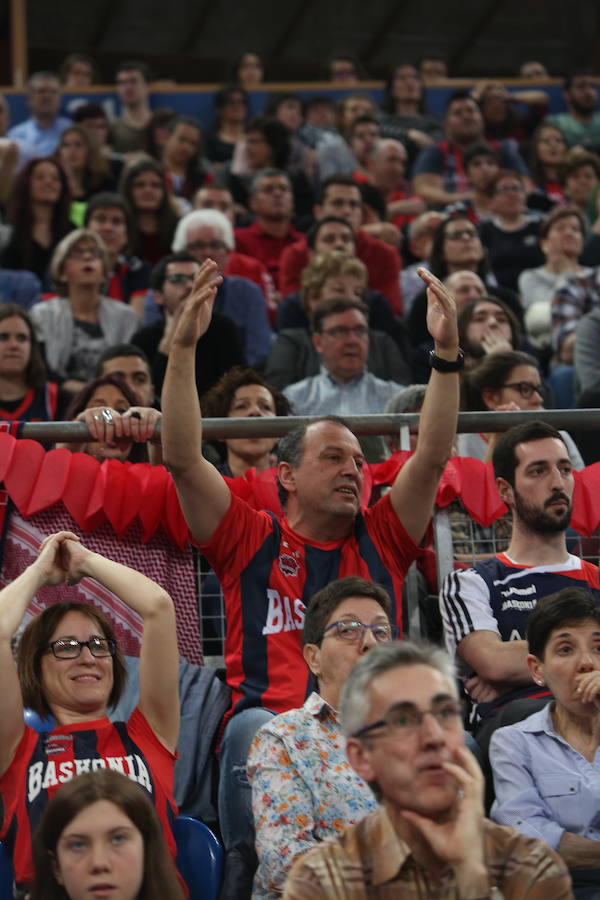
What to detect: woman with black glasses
<box><xmin>0</xmin><ymin>530</ymin><xmax>180</xmax><ymax>898</ymax></box>
<box><xmin>458</xmin><ymin>348</ymin><xmax>584</xmax><ymax>468</ymax></box>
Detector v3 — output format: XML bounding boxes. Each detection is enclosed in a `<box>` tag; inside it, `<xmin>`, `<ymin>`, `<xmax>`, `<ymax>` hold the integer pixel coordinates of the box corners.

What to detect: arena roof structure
<box><xmin>1</xmin><ymin>0</ymin><xmax>599</xmax><ymax>87</ymax></box>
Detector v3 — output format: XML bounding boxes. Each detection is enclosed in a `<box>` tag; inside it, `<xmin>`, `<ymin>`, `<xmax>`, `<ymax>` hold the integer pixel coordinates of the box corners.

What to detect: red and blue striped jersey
<box><xmin>201</xmin><ymin>493</ymin><xmax>420</xmax><ymax>716</ymax></box>
<box><xmin>0</xmin><ymin>707</ymin><xmax>177</xmax><ymax>889</ymax></box>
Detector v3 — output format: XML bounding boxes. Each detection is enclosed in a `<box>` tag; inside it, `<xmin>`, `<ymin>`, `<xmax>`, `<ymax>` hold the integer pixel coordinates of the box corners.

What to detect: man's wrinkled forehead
<box><xmin>304</xmin><ymin>420</ymin><xmax>362</xmax><ymax>455</ymax></box>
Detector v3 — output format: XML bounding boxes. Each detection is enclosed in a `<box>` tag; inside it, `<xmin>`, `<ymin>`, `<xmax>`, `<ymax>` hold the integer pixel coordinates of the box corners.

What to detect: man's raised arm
<box><xmin>161</xmin><ymin>259</ymin><xmax>232</xmax><ymax>544</ymax></box>
<box><xmin>389</xmin><ymin>268</ymin><xmax>460</xmax><ymax>545</ymax></box>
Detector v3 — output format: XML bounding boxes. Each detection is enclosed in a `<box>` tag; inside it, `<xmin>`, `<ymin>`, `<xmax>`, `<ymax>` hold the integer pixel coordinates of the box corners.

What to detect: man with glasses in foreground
<box><xmin>284</xmin><ymin>640</ymin><xmax>572</xmax><ymax>899</ymax></box>
<box><xmin>441</xmin><ymin>421</ymin><xmax>600</xmax><ymax>742</ymax></box>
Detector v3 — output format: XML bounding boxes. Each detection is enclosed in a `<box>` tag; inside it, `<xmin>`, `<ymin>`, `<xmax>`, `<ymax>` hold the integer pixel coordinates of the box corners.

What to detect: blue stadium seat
<box><xmin>174</xmin><ymin>816</ymin><xmax>223</xmax><ymax>900</ymax></box>
<box><xmin>0</xmin><ymin>842</ymin><xmax>13</xmax><ymax>898</ymax></box>
<box><xmin>24</xmin><ymin>708</ymin><xmax>54</xmax><ymax>732</ymax></box>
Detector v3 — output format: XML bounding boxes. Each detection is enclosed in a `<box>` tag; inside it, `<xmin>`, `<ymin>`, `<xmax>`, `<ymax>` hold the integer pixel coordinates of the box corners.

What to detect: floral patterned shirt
<box><xmin>247</xmin><ymin>692</ymin><xmax>377</xmax><ymax>899</ymax></box>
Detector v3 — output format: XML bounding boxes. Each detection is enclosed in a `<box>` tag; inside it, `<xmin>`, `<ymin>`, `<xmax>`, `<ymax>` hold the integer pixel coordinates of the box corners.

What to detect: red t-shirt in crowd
<box><xmin>279</xmin><ymin>230</ymin><xmax>402</xmax><ymax>314</ymax></box>
<box><xmin>235</xmin><ymin>221</ymin><xmax>303</xmax><ymax>291</ymax></box>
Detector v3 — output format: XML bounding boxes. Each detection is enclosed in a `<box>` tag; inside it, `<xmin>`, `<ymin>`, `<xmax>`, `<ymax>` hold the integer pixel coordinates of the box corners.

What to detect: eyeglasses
<box><xmin>495</xmin><ymin>184</ymin><xmax>524</xmax><ymax>194</ymax></box>
<box><xmin>445</xmin><ymin>228</ymin><xmax>478</xmax><ymax>241</ymax></box>
<box><xmin>186</xmin><ymin>241</ymin><xmax>225</xmax><ymax>253</ymax></box>
<box><xmin>320</xmin><ymin>325</ymin><xmax>368</xmax><ymax>339</ymax></box>
<box><xmin>353</xmin><ymin>699</ymin><xmax>464</xmax><ymax>739</ymax></box>
<box><xmin>321</xmin><ymin>620</ymin><xmax>398</xmax><ymax>644</ymax></box>
<box><xmin>502</xmin><ymin>381</ymin><xmax>543</xmax><ymax>399</ymax></box>
<box><xmin>257</xmin><ymin>183</ymin><xmax>292</xmax><ymax>194</ymax></box>
<box><xmin>68</xmin><ymin>247</ymin><xmax>103</xmax><ymax>260</ymax></box>
<box><xmin>45</xmin><ymin>637</ymin><xmax>116</xmax><ymax>659</ymax></box>
<box><xmin>165</xmin><ymin>273</ymin><xmax>196</xmax><ymax>284</ymax></box>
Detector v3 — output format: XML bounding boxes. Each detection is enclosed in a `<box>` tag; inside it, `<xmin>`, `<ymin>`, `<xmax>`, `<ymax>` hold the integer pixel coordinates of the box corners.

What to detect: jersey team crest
<box><xmin>278</xmin><ymin>553</ymin><xmax>300</xmax><ymax>577</ymax></box>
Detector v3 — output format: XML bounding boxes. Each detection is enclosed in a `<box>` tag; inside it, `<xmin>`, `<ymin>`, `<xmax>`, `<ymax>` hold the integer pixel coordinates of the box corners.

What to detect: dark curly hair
<box><xmin>201</xmin><ymin>366</ymin><xmax>289</xmax><ymax>419</ymax></box>
<box><xmin>201</xmin><ymin>367</ymin><xmax>290</xmax><ymax>461</ymax></box>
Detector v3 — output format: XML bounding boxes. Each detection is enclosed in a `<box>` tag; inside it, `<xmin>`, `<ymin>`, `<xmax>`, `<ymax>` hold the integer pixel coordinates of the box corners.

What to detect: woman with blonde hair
<box><xmin>29</xmin><ymin>229</ymin><xmax>139</xmax><ymax>394</ymax></box>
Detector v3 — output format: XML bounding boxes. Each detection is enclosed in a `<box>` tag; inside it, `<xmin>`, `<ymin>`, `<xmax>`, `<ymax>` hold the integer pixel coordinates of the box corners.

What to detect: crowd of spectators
<box><xmin>2</xmin><ymin>48</ymin><xmax>600</xmax><ymax>900</ymax></box>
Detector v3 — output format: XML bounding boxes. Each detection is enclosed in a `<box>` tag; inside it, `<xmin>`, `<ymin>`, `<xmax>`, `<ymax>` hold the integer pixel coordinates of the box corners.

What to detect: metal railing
<box><xmin>14</xmin><ymin>407</ymin><xmax>600</xmax><ymax>443</ymax></box>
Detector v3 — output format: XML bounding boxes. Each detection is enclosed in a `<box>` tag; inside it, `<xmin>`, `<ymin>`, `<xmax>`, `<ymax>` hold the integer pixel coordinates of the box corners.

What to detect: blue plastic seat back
<box><xmin>173</xmin><ymin>816</ymin><xmax>223</xmax><ymax>900</ymax></box>
<box><xmin>24</xmin><ymin>708</ymin><xmax>54</xmax><ymax>732</ymax></box>
<box><xmin>0</xmin><ymin>842</ymin><xmax>14</xmax><ymax>898</ymax></box>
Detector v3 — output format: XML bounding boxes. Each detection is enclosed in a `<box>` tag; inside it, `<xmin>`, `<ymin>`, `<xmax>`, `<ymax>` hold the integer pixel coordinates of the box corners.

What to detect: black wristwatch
<box><xmin>429</xmin><ymin>349</ymin><xmax>465</xmax><ymax>372</ymax></box>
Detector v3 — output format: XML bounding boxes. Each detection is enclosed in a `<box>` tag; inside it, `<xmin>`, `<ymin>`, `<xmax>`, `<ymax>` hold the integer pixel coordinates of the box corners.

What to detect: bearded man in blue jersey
<box><xmin>441</xmin><ymin>420</ymin><xmax>600</xmax><ymax>735</ymax></box>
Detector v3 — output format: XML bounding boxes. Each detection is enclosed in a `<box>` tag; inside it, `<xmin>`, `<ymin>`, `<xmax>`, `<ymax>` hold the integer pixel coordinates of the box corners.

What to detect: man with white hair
<box><xmin>284</xmin><ymin>641</ymin><xmax>572</xmax><ymax>899</ymax></box>
<box><xmin>171</xmin><ymin>208</ymin><xmax>272</xmax><ymax>366</ymax></box>
<box><xmin>193</xmin><ymin>186</ymin><xmax>277</xmax><ymax>314</ymax></box>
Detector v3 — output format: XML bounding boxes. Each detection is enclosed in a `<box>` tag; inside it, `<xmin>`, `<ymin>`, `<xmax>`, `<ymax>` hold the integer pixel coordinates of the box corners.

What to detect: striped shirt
<box><xmin>283</xmin><ymin>806</ymin><xmax>573</xmax><ymax>899</ymax></box>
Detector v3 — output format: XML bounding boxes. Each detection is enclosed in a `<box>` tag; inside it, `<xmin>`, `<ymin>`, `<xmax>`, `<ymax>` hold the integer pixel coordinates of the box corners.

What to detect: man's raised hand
<box><xmin>172</xmin><ymin>259</ymin><xmax>223</xmax><ymax>348</ymax></box>
<box><xmin>418</xmin><ymin>267</ymin><xmax>459</xmax><ymax>357</ymax></box>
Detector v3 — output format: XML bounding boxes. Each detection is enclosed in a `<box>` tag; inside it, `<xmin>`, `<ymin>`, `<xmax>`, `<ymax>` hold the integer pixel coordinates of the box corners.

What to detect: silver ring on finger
<box><xmin>101</xmin><ymin>408</ymin><xmax>113</xmax><ymax>425</ymax></box>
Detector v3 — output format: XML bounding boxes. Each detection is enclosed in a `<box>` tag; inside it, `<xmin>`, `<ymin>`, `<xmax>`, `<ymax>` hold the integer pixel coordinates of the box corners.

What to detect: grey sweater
<box><xmin>30</xmin><ymin>295</ymin><xmax>140</xmax><ymax>379</ymax></box>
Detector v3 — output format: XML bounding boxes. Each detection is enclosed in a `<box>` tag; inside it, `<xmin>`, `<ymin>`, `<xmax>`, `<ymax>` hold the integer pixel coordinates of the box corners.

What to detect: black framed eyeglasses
<box><xmin>353</xmin><ymin>698</ymin><xmax>465</xmax><ymax>739</ymax></box>
<box><xmin>45</xmin><ymin>637</ymin><xmax>116</xmax><ymax>659</ymax></box>
<box><xmin>502</xmin><ymin>381</ymin><xmax>543</xmax><ymax>399</ymax></box>
<box><xmin>165</xmin><ymin>273</ymin><xmax>195</xmax><ymax>284</ymax></box>
<box><xmin>321</xmin><ymin>620</ymin><xmax>398</xmax><ymax>644</ymax></box>
<box><xmin>320</xmin><ymin>325</ymin><xmax>369</xmax><ymax>339</ymax></box>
